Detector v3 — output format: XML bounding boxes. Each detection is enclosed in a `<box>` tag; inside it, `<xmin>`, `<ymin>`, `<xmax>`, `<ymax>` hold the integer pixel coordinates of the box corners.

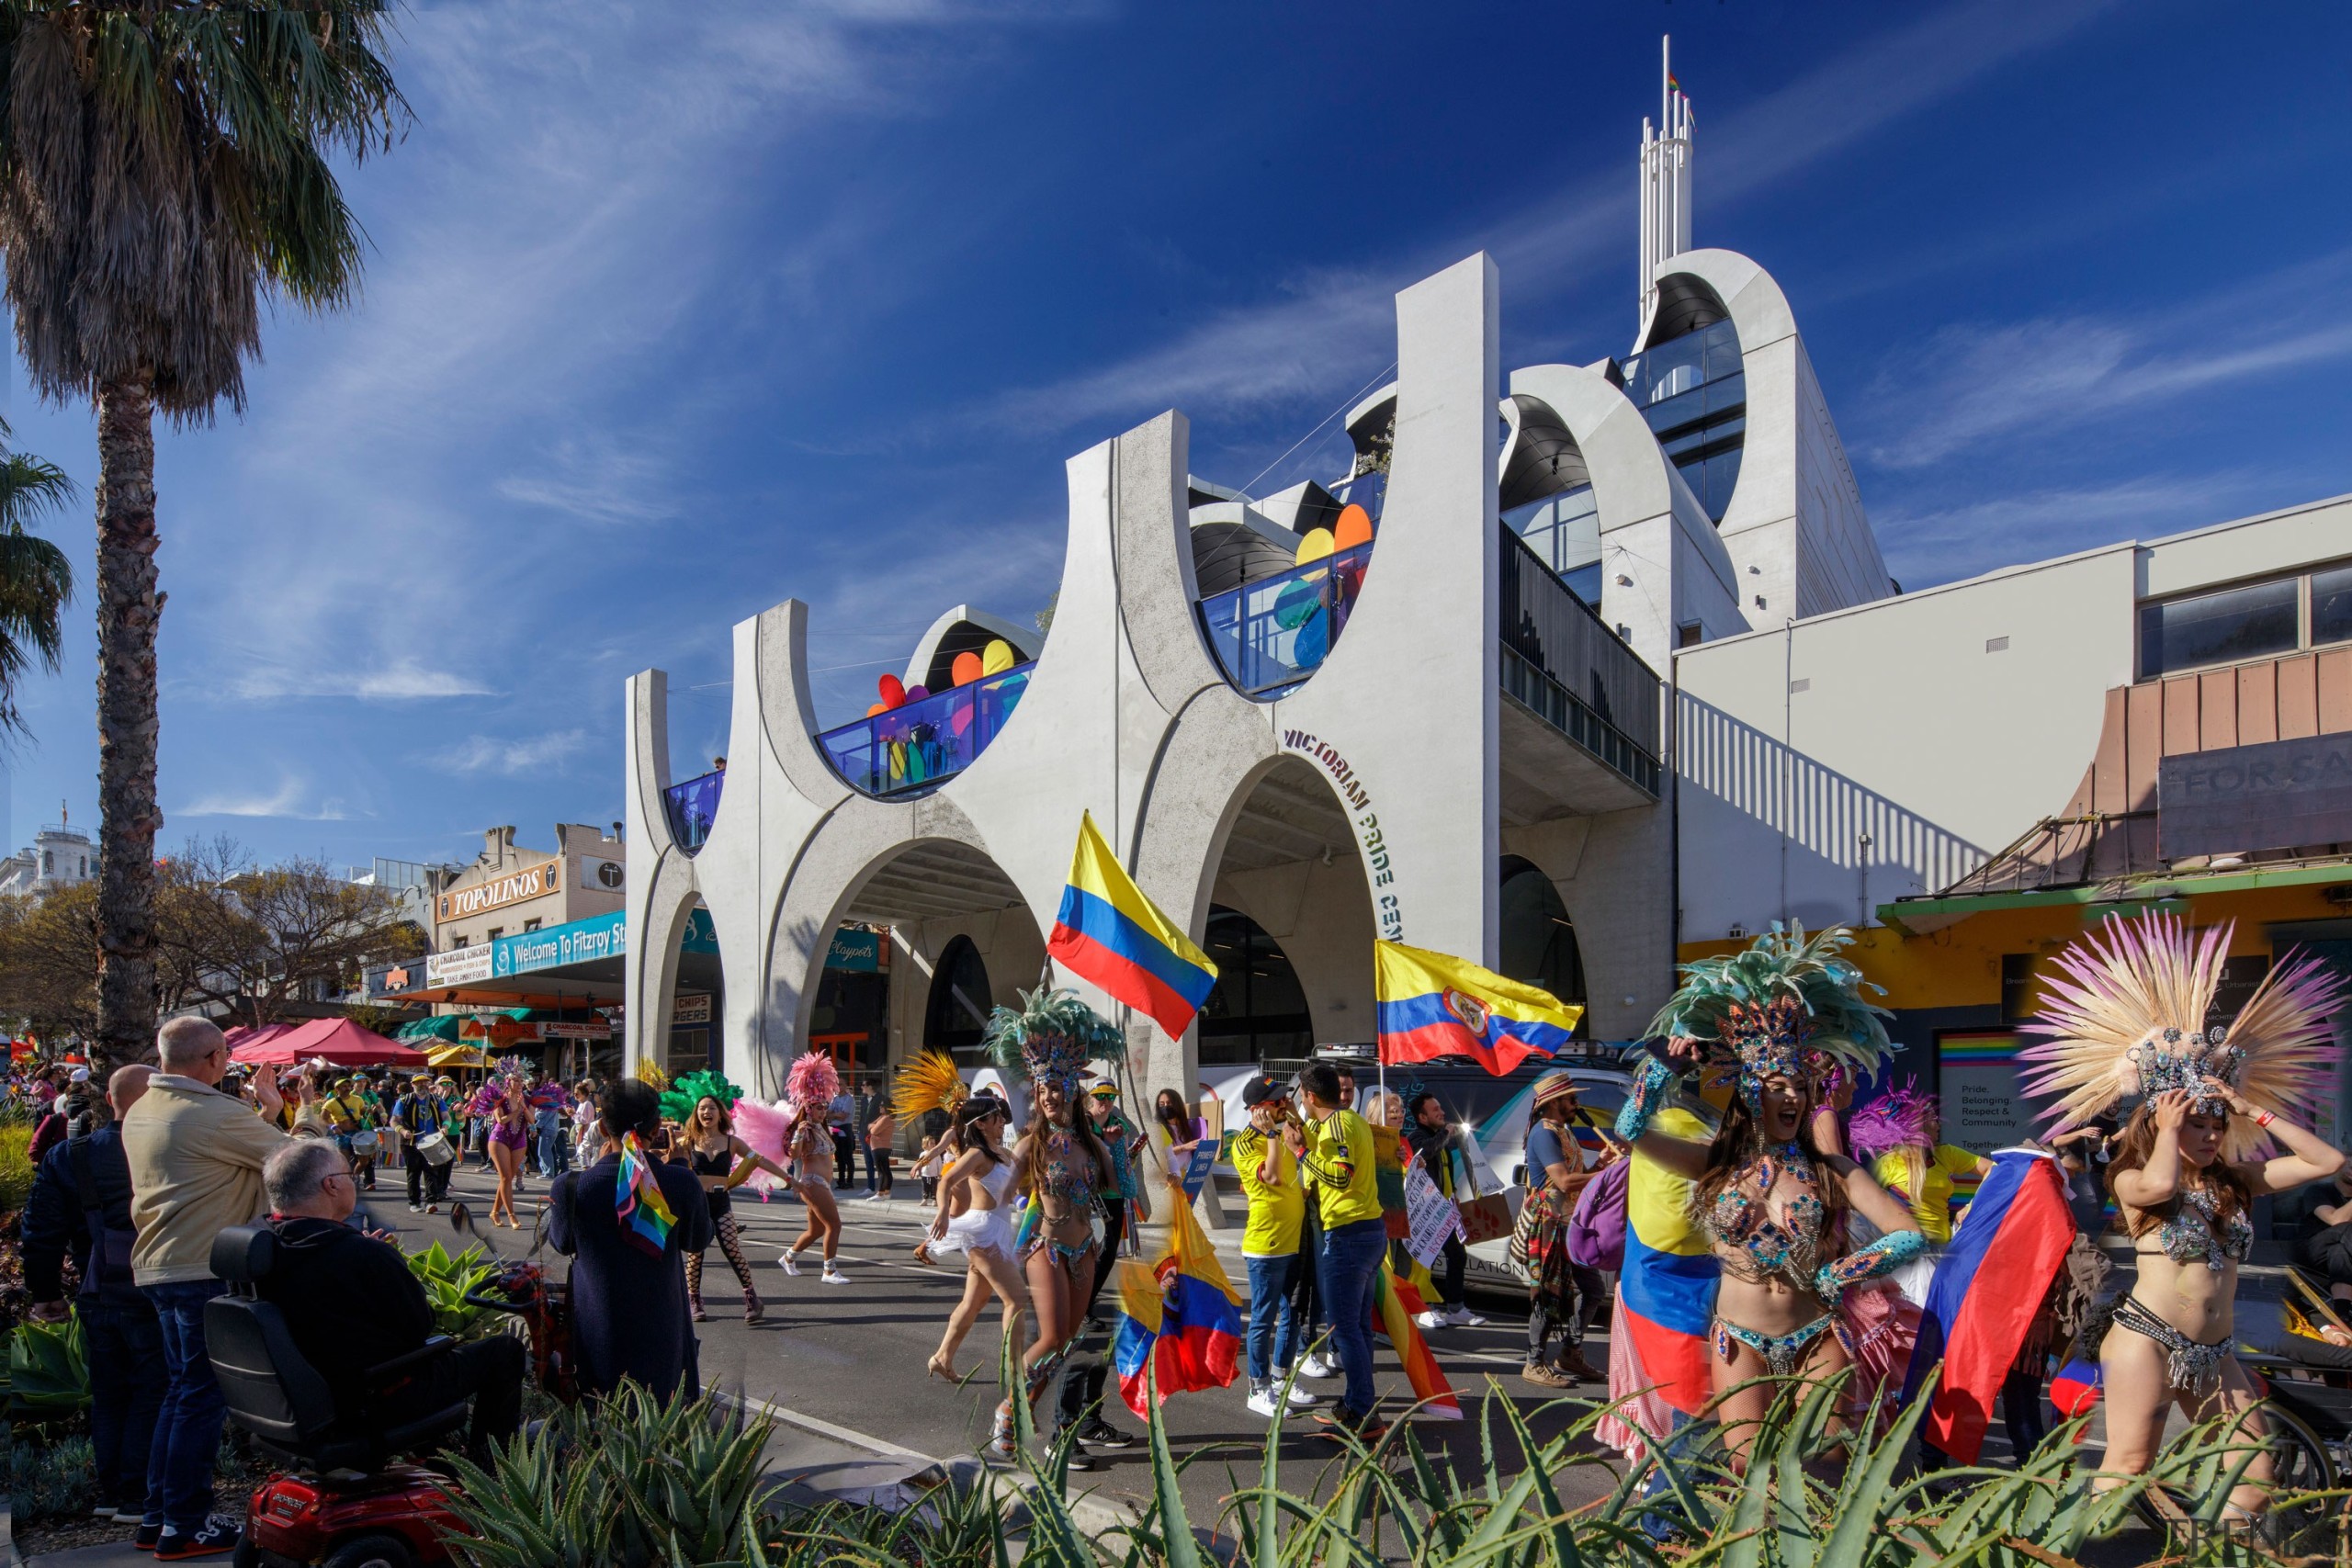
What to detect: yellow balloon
<box><xmin>1295</xmin><ymin>527</ymin><xmax>1335</xmax><ymax>566</ymax></box>
<box><xmin>980</xmin><ymin>638</ymin><xmax>1017</xmax><ymax>675</ymax></box>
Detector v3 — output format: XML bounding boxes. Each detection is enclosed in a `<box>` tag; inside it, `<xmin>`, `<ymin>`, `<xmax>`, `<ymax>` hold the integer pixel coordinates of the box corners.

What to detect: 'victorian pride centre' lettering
<box><xmin>1281</xmin><ymin>728</ymin><xmax>1404</xmax><ymax>942</ymax></box>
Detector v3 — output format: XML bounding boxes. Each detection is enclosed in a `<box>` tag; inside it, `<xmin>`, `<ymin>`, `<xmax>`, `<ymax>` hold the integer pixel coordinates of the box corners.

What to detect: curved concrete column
<box><xmin>1639</xmin><ymin>248</ymin><xmax>1885</xmax><ymax>620</ymax></box>
<box><xmin>622</xmin><ymin>668</ymin><xmax>699</xmax><ymax>1072</ymax></box>
<box><xmin>1506</xmin><ymin>364</ymin><xmax>1747</xmax><ymax>671</ymax></box>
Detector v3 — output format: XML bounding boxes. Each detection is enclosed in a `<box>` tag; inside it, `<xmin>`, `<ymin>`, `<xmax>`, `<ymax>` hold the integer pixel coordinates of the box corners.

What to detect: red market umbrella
<box><xmin>228</xmin><ymin>1016</ymin><xmax>426</xmax><ymax>1068</ymax></box>
<box><xmin>223</xmin><ymin>1023</ymin><xmax>295</xmax><ymax>1055</ymax></box>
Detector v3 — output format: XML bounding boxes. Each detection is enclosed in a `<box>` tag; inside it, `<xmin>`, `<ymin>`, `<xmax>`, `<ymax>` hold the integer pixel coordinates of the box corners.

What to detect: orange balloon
<box><xmin>953</xmin><ymin>651</ymin><xmax>984</xmax><ymax>687</ymax></box>
<box><xmin>878</xmin><ymin>672</ymin><xmax>906</xmax><ymax>709</ymax></box>
<box><xmin>1333</xmin><ymin>503</ymin><xmax>1374</xmax><ymax>550</ymax></box>
<box><xmin>866</xmin><ymin>702</ymin><xmax>887</xmax><ymax>718</ymax></box>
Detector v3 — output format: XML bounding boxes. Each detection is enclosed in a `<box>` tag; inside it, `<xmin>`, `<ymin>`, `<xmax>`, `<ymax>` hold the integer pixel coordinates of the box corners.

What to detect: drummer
<box><xmin>322</xmin><ymin>1076</ymin><xmax>380</xmax><ymax>1194</ymax></box>
<box><xmin>391</xmin><ymin>1072</ymin><xmax>451</xmax><ymax>1214</ymax></box>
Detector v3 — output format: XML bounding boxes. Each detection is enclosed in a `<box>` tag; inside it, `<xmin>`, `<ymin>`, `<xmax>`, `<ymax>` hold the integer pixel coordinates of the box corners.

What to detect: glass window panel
<box><xmin>2139</xmin><ymin>578</ymin><xmax>2300</xmax><ymax>678</ymax></box>
<box><xmin>2313</xmin><ymin>564</ymin><xmax>2352</xmax><ymax>648</ymax></box>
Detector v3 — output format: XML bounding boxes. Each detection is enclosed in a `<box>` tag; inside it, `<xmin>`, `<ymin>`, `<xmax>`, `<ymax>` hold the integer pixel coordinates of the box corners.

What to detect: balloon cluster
<box><xmin>865</xmin><ymin>637</ymin><xmax>1022</xmax><ymax>718</ymax></box>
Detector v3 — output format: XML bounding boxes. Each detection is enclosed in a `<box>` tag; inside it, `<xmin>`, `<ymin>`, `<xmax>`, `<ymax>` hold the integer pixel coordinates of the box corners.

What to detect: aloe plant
<box><xmin>4</xmin><ymin>1310</ymin><xmax>87</xmax><ymax>1422</ymax></box>
<box><xmin>406</xmin><ymin>1241</ymin><xmax>507</xmax><ymax>1342</ymax></box>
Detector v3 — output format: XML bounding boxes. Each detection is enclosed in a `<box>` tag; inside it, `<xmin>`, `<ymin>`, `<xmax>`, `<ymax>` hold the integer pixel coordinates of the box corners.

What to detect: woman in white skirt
<box><xmin>926</xmin><ymin>1093</ymin><xmax>1031</xmax><ymax>1382</ymax></box>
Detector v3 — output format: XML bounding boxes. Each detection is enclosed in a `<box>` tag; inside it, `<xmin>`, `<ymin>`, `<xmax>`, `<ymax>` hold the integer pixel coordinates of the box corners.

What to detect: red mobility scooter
<box><xmin>204</xmin><ymin>1224</ymin><xmax>574</xmax><ymax>1568</ymax></box>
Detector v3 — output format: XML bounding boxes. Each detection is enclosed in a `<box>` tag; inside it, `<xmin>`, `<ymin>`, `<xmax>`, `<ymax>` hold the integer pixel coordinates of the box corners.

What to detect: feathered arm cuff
<box><xmin>1615</xmin><ymin>1055</ymin><xmax>1679</xmax><ymax>1142</ymax></box>
<box><xmin>1812</xmin><ymin>1228</ymin><xmax>1924</xmax><ymax>1305</ymax></box>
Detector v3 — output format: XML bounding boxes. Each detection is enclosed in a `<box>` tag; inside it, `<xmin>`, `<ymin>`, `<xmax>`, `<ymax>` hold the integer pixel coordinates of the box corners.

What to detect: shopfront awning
<box><xmin>1881</xmin><ymin>856</ymin><xmax>2352</xmax><ymax>936</ymax></box>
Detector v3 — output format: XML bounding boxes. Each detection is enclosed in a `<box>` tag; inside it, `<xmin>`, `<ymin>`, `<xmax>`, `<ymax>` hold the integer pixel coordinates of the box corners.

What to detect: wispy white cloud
<box><xmin>177</xmin><ymin>778</ymin><xmax>355</xmax><ymax>821</ymax></box>
<box><xmin>1872</xmin><ymin>470</ymin><xmax>2280</xmax><ymax>586</ymax></box>
<box><xmin>226</xmin><ymin>660</ymin><xmax>495</xmax><ymax>702</ymax></box>
<box><xmin>982</xmin><ymin>0</ymin><xmax>2119</xmax><ymax>446</ymax></box>
<box><xmin>431</xmin><ymin>728</ymin><xmax>593</xmax><ymax>777</ymax></box>
<box><xmin>1856</xmin><ymin>247</ymin><xmax>2352</xmax><ymax>469</ymax></box>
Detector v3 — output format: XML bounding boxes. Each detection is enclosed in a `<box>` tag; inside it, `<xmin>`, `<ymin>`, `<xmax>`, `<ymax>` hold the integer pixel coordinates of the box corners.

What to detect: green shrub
<box><xmin>2</xmin><ymin>1311</ymin><xmax>88</xmax><ymax>1423</ymax></box>
<box><xmin>0</xmin><ymin>1121</ymin><xmax>34</xmax><ymax>1214</ymax></box>
<box><xmin>405</xmin><ymin>1242</ymin><xmax>509</xmax><ymax>1342</ymax></box>
<box><xmin>7</xmin><ymin>1431</ymin><xmax>95</xmax><ymax>1520</ymax></box>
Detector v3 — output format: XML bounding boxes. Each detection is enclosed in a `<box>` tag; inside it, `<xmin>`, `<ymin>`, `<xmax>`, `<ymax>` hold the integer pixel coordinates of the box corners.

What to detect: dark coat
<box><xmin>549</xmin><ymin>1154</ymin><xmax>713</xmax><ymax>1402</ymax></box>
<box><xmin>256</xmin><ymin>1216</ymin><xmax>436</xmax><ymax>1416</ymax></box>
<box><xmin>23</xmin><ymin>1125</ymin><xmax>143</xmax><ymax>1307</ymax></box>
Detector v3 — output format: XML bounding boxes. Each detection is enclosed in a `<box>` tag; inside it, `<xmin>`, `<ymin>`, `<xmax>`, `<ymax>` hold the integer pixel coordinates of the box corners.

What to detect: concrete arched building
<box><xmin>621</xmin><ymin>75</ymin><xmax>1893</xmax><ymax>1101</ymax></box>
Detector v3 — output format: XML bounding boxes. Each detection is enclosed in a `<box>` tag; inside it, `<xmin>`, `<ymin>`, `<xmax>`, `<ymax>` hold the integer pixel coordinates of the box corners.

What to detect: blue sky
<box><xmin>3</xmin><ymin>0</ymin><xmax>2349</xmax><ymax>870</ymax></box>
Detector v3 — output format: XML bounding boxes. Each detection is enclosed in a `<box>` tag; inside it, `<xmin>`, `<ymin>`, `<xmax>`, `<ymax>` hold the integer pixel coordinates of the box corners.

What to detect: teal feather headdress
<box><xmin>659</xmin><ymin>1068</ymin><xmax>743</xmax><ymax>1125</ymax></box>
<box><xmin>1646</xmin><ymin>922</ymin><xmax>1893</xmax><ymax>1109</ymax></box>
<box><xmin>983</xmin><ymin>986</ymin><xmax>1125</xmax><ymax>1092</ymax></box>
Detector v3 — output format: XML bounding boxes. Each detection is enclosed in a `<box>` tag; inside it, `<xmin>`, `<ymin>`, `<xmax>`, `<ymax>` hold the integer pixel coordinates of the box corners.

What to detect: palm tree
<box><xmin>0</xmin><ymin>424</ymin><xmax>74</xmax><ymax>735</ymax></box>
<box><xmin>0</xmin><ymin>4</ymin><xmax>405</xmax><ymax>1057</ymax></box>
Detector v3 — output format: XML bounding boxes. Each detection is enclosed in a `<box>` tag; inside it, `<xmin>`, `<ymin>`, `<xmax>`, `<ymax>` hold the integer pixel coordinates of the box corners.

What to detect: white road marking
<box><xmin>732</xmin><ymin>1393</ymin><xmax>939</xmax><ymax>1464</ymax></box>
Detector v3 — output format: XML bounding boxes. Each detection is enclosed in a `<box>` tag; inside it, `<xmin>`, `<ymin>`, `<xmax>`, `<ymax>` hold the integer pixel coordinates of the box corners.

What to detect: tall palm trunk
<box><xmin>94</xmin><ymin>370</ymin><xmax>161</xmax><ymax>1058</ymax></box>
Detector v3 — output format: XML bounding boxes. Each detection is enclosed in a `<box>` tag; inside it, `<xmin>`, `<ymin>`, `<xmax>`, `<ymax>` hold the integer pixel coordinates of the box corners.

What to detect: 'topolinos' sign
<box><xmin>436</xmin><ymin>859</ymin><xmax>561</xmax><ymax>923</ymax></box>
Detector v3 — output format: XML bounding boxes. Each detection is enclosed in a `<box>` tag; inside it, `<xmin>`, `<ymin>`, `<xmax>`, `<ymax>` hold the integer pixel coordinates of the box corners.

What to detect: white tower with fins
<box><xmin>1636</xmin><ymin>35</ymin><xmax>1693</xmax><ymax>339</ymax></box>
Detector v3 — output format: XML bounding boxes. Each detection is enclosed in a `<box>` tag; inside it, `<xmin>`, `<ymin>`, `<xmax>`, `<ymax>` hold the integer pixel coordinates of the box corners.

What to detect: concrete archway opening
<box><xmin>831</xmin><ymin>838</ymin><xmax>1046</xmax><ymax>1081</ymax></box>
<box><xmin>658</xmin><ymin>904</ymin><xmax>727</xmax><ymax>1077</ymax></box>
<box><xmin>1205</xmin><ymin>757</ymin><xmax>1376</xmax><ymax>1061</ymax></box>
<box><xmin>1197</xmin><ymin>905</ymin><xmax>1313</xmax><ymax>1066</ymax></box>
<box><xmin>1498</xmin><ymin>855</ymin><xmax>1587</xmax><ymax>1035</ymax></box>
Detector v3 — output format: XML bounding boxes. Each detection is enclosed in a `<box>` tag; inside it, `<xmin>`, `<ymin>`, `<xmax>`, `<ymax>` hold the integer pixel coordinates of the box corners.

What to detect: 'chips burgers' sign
<box><xmin>435</xmin><ymin>858</ymin><xmax>560</xmax><ymax>923</ymax></box>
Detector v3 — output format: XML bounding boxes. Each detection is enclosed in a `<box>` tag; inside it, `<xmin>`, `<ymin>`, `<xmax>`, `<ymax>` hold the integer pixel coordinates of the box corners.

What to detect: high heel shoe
<box><xmin>927</xmin><ymin>1354</ymin><xmax>956</xmax><ymax>1382</ymax></box>
<box><xmin>744</xmin><ymin>1294</ymin><xmax>764</xmax><ymax>1324</ymax></box>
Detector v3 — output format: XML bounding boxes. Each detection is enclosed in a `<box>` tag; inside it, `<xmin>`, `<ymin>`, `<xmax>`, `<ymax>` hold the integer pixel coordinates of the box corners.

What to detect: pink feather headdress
<box><xmin>2018</xmin><ymin>910</ymin><xmax>2344</xmax><ymax>1160</ymax></box>
<box><xmin>784</xmin><ymin>1051</ymin><xmax>841</xmax><ymax>1113</ymax></box>
<box><xmin>1846</xmin><ymin>1077</ymin><xmax>1934</xmax><ymax>1163</ymax></box>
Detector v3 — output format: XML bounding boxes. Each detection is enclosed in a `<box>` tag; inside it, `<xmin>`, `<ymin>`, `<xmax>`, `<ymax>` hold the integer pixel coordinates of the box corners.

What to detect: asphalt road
<box><xmin>359</xmin><ymin>1161</ymin><xmax>2173</xmax><ymax>1563</ymax></box>
<box><xmin>363</xmin><ymin>1160</ymin><xmax>1621</xmax><ymax>1532</ymax></box>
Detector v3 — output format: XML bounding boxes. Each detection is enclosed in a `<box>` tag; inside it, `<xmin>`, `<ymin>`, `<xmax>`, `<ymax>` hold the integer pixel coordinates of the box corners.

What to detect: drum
<box><xmin>415</xmin><ymin>1130</ymin><xmax>456</xmax><ymax>1168</ymax></box>
<box><xmin>349</xmin><ymin>1129</ymin><xmax>382</xmax><ymax>1158</ymax></box>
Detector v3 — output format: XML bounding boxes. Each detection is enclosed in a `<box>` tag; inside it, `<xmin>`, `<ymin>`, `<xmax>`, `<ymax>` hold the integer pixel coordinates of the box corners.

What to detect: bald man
<box><xmin>24</xmin><ymin>1062</ymin><xmax>162</xmax><ymax>1525</ymax></box>
<box><xmin>122</xmin><ymin>1018</ymin><xmax>288</xmax><ymax>1558</ymax></box>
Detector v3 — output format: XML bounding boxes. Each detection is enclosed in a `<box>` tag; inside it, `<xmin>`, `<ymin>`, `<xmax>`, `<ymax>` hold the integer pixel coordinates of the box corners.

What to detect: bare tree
<box><xmin>0</xmin><ymin>883</ymin><xmax>98</xmax><ymax>1045</ymax></box>
<box><xmin>153</xmin><ymin>837</ymin><xmax>424</xmax><ymax>1028</ymax></box>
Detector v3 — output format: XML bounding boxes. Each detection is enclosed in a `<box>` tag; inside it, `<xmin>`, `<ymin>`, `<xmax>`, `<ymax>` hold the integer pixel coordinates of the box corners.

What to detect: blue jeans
<box><xmin>143</xmin><ymin>1280</ymin><xmax>228</xmax><ymax>1532</ymax></box>
<box><xmin>1317</xmin><ymin>1219</ymin><xmax>1387</xmax><ymax>1421</ymax></box>
<box><xmin>1244</xmin><ymin>1253</ymin><xmax>1301</xmax><ymax>1382</ymax></box>
<box><xmin>84</xmin><ymin>1297</ymin><xmax>167</xmax><ymax>1514</ymax></box>
<box><xmin>535</xmin><ymin>1111</ymin><xmax>563</xmax><ymax>1177</ymax></box>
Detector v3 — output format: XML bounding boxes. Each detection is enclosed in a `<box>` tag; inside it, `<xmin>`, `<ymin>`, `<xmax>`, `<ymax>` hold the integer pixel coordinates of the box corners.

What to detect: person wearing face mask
<box><xmin>2017</xmin><ymin>912</ymin><xmax>2347</xmax><ymax>1523</ymax></box>
<box><xmin>1614</xmin><ymin>928</ymin><xmax>1920</xmax><ymax>1469</ymax></box>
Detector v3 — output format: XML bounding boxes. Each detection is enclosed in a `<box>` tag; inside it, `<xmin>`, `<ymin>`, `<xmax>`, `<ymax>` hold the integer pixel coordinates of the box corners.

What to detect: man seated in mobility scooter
<box><xmin>254</xmin><ymin>1140</ymin><xmax>526</xmax><ymax>1461</ymax></box>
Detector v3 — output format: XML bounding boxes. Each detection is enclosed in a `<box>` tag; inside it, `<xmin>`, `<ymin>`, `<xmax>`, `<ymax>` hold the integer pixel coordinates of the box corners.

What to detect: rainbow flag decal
<box><xmin>1373</xmin><ymin>1262</ymin><xmax>1461</xmax><ymax>1419</ymax></box>
<box><xmin>1112</xmin><ymin>1191</ymin><xmax>1244</xmax><ymax>1416</ymax></box>
<box><xmin>1613</xmin><ymin>1108</ymin><xmax>1719</xmax><ymax>1418</ymax></box>
<box><xmin>616</xmin><ymin>1133</ymin><xmax>679</xmax><ymax>1258</ymax></box>
<box><xmin>1374</xmin><ymin>940</ymin><xmax>1581</xmax><ymax>1077</ymax></box>
<box><xmin>1047</xmin><ymin>812</ymin><xmax>1218</xmax><ymax>1041</ymax></box>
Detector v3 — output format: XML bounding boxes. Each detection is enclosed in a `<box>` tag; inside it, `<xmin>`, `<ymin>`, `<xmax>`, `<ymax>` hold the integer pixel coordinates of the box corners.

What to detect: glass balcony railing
<box><xmin>817</xmin><ymin>663</ymin><xmax>1035</xmax><ymax>797</ymax></box>
<box><xmin>1199</xmin><ymin>541</ymin><xmax>1373</xmax><ymax>698</ymax></box>
<box><xmin>663</xmin><ymin>769</ymin><xmax>723</xmax><ymax>852</ymax></box>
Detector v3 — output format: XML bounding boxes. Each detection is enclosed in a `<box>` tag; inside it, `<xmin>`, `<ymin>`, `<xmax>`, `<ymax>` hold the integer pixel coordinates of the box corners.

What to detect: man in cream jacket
<box><xmin>121</xmin><ymin>1017</ymin><xmax>288</xmax><ymax>1560</ymax></box>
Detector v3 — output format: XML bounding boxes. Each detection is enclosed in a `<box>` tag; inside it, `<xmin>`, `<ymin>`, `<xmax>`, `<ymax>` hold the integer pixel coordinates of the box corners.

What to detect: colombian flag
<box><xmin>1374</xmin><ymin>1262</ymin><xmax>1461</xmax><ymax>1419</ymax></box>
<box><xmin>1112</xmin><ymin>1193</ymin><xmax>1244</xmax><ymax>1416</ymax></box>
<box><xmin>1048</xmin><ymin>812</ymin><xmax>1218</xmax><ymax>1042</ymax></box>
<box><xmin>616</xmin><ymin>1133</ymin><xmax>678</xmax><ymax>1258</ymax></box>
<box><xmin>1613</xmin><ymin>1108</ymin><xmax>1718</xmax><ymax>1417</ymax></box>
<box><xmin>1900</xmin><ymin>1150</ymin><xmax>2075</xmax><ymax>1463</ymax></box>
<box><xmin>1374</xmin><ymin>941</ymin><xmax>1581</xmax><ymax>1076</ymax></box>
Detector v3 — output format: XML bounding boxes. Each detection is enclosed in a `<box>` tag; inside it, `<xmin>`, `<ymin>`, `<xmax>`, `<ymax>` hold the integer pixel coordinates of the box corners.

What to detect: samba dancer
<box><xmin>1614</xmin><ymin>926</ymin><xmax>1923</xmax><ymax>1461</ymax></box>
<box><xmin>778</xmin><ymin>1054</ymin><xmax>850</xmax><ymax>1284</ymax></box>
<box><xmin>924</xmin><ymin>1094</ymin><xmax>1031</xmax><ymax>1381</ymax></box>
<box><xmin>983</xmin><ymin>988</ymin><xmax>1123</xmax><ymax>1461</ymax></box>
<box><xmin>2018</xmin><ymin>911</ymin><xmax>2345</xmax><ymax>1517</ymax></box>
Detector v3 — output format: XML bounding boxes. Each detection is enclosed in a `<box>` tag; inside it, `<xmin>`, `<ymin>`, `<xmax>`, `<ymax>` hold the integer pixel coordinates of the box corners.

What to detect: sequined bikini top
<box><xmin>1700</xmin><ymin>1144</ymin><xmax>1828</xmax><ymax>1288</ymax></box>
<box><xmin>1038</xmin><ymin>1125</ymin><xmax>1100</xmax><ymax>1211</ymax></box>
<box><xmin>2143</xmin><ymin>1186</ymin><xmax>2253</xmax><ymax>1269</ymax></box>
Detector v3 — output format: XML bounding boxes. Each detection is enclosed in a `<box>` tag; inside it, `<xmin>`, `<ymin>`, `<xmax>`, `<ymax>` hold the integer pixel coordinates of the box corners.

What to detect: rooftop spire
<box><xmin>1637</xmin><ymin>34</ymin><xmax>1694</xmax><ymax>341</ymax></box>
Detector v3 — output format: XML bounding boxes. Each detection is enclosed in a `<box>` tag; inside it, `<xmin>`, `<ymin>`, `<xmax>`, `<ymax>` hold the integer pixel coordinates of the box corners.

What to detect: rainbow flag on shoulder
<box><xmin>1047</xmin><ymin>812</ymin><xmax>1218</xmax><ymax>1041</ymax></box>
<box><xmin>616</xmin><ymin>1133</ymin><xmax>679</xmax><ymax>1258</ymax></box>
<box><xmin>1374</xmin><ymin>941</ymin><xmax>1581</xmax><ymax>1076</ymax></box>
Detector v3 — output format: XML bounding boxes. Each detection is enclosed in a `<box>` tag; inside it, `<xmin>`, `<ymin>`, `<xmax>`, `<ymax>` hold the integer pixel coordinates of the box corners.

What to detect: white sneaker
<box><xmin>820</xmin><ymin>1264</ymin><xmax>849</xmax><ymax>1284</ymax></box>
<box><xmin>1413</xmin><ymin>1309</ymin><xmax>1447</xmax><ymax>1331</ymax></box>
<box><xmin>778</xmin><ymin>1250</ymin><xmax>801</xmax><ymax>1277</ymax></box>
<box><xmin>1247</xmin><ymin>1385</ymin><xmax>1282</xmax><ymax>1418</ymax></box>
<box><xmin>1447</xmin><ymin>1305</ymin><xmax>1486</xmax><ymax>1327</ymax></box>
<box><xmin>1285</xmin><ymin>1382</ymin><xmax>1320</xmax><ymax>1407</ymax></box>
<box><xmin>1299</xmin><ymin>1353</ymin><xmax>1336</xmax><ymax>1379</ymax></box>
